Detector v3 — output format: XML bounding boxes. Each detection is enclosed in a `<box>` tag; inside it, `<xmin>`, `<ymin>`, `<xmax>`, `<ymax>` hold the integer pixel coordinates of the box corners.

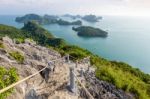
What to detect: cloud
<box><xmin>0</xmin><ymin>0</ymin><xmax>150</xmax><ymax>16</ymax></box>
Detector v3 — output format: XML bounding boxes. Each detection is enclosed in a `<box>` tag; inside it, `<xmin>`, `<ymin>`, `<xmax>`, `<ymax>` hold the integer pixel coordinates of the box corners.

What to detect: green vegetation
<box><xmin>72</xmin><ymin>26</ymin><xmax>108</xmax><ymax>37</ymax></box>
<box><xmin>9</xmin><ymin>51</ymin><xmax>24</xmax><ymax>63</ymax></box>
<box><xmin>0</xmin><ymin>21</ymin><xmax>66</xmax><ymax>47</ymax></box>
<box><xmin>96</xmin><ymin>65</ymin><xmax>150</xmax><ymax>99</ymax></box>
<box><xmin>22</xmin><ymin>21</ymin><xmax>66</xmax><ymax>47</ymax></box>
<box><xmin>22</xmin><ymin>21</ymin><xmax>53</xmax><ymax>45</ymax></box>
<box><xmin>0</xmin><ymin>42</ymin><xmax>4</xmax><ymax>48</ymax></box>
<box><xmin>15</xmin><ymin>38</ymin><xmax>25</xmax><ymax>44</ymax></box>
<box><xmin>0</xmin><ymin>24</ymin><xmax>25</xmax><ymax>39</ymax></box>
<box><xmin>90</xmin><ymin>56</ymin><xmax>150</xmax><ymax>99</ymax></box>
<box><xmin>0</xmin><ymin>67</ymin><xmax>19</xmax><ymax>99</ymax></box>
<box><xmin>59</xmin><ymin>45</ymin><xmax>91</xmax><ymax>60</ymax></box>
<box><xmin>57</xmin><ymin>19</ymin><xmax>82</xmax><ymax>25</ymax></box>
<box><xmin>15</xmin><ymin>14</ymin><xmax>44</xmax><ymax>24</ymax></box>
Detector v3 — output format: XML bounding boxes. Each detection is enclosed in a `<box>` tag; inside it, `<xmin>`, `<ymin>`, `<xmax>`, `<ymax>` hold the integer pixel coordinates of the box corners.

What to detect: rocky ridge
<box><xmin>0</xmin><ymin>36</ymin><xmax>134</xmax><ymax>99</ymax></box>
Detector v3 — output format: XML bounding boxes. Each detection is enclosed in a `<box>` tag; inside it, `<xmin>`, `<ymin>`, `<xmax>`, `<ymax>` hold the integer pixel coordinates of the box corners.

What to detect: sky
<box><xmin>0</xmin><ymin>0</ymin><xmax>150</xmax><ymax>16</ymax></box>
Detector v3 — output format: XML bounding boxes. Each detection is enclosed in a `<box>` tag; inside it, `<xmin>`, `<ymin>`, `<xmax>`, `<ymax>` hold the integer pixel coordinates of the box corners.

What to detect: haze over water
<box><xmin>0</xmin><ymin>15</ymin><xmax>150</xmax><ymax>73</ymax></box>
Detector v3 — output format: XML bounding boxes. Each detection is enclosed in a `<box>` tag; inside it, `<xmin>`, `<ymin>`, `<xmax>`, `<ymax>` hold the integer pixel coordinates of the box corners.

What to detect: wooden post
<box><xmin>69</xmin><ymin>66</ymin><xmax>76</xmax><ymax>93</ymax></box>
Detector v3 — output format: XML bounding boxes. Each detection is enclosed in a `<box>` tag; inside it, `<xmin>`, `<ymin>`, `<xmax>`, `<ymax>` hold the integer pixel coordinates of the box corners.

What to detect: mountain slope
<box><xmin>0</xmin><ymin>23</ymin><xmax>149</xmax><ymax>99</ymax></box>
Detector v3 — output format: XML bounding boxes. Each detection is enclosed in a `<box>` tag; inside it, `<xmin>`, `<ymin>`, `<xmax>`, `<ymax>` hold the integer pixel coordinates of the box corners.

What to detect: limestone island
<box><xmin>63</xmin><ymin>14</ymin><xmax>82</xmax><ymax>19</ymax></box>
<box><xmin>82</xmin><ymin>15</ymin><xmax>102</xmax><ymax>22</ymax></box>
<box><xmin>15</xmin><ymin>14</ymin><xmax>82</xmax><ymax>25</ymax></box>
<box><xmin>72</xmin><ymin>26</ymin><xmax>108</xmax><ymax>37</ymax></box>
<box><xmin>57</xmin><ymin>19</ymin><xmax>82</xmax><ymax>25</ymax></box>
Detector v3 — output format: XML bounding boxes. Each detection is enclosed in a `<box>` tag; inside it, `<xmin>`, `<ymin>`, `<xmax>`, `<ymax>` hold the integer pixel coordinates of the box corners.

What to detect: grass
<box><xmin>9</xmin><ymin>51</ymin><xmax>24</xmax><ymax>63</ymax></box>
<box><xmin>0</xmin><ymin>67</ymin><xmax>19</xmax><ymax>99</ymax></box>
<box><xmin>96</xmin><ymin>65</ymin><xmax>150</xmax><ymax>99</ymax></box>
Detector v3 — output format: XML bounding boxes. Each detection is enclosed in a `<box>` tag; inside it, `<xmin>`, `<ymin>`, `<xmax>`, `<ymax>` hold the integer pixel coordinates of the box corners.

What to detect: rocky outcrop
<box><xmin>0</xmin><ymin>37</ymin><xmax>64</xmax><ymax>99</ymax></box>
<box><xmin>79</xmin><ymin>70</ymin><xmax>134</xmax><ymax>99</ymax></box>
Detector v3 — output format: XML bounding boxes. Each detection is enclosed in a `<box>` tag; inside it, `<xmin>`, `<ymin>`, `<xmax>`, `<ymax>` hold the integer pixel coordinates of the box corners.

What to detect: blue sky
<box><xmin>0</xmin><ymin>0</ymin><xmax>150</xmax><ymax>16</ymax></box>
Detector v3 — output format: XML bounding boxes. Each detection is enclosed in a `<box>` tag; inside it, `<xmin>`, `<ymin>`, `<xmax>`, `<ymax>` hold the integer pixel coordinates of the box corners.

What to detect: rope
<box><xmin>0</xmin><ymin>56</ymin><xmax>66</xmax><ymax>94</ymax></box>
<box><xmin>72</xmin><ymin>72</ymin><xmax>94</xmax><ymax>99</ymax></box>
<box><xmin>70</xmin><ymin>55</ymin><xmax>93</xmax><ymax>98</ymax></box>
<box><xmin>0</xmin><ymin>54</ymin><xmax>93</xmax><ymax>99</ymax></box>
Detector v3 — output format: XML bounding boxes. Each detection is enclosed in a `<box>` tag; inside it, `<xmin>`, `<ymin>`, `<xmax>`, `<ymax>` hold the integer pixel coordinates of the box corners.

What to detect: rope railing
<box><xmin>69</xmin><ymin>55</ymin><xmax>94</xmax><ymax>99</ymax></box>
<box><xmin>0</xmin><ymin>56</ymin><xmax>66</xmax><ymax>94</ymax></box>
<box><xmin>72</xmin><ymin>72</ymin><xmax>94</xmax><ymax>99</ymax></box>
<box><xmin>0</xmin><ymin>54</ymin><xmax>94</xmax><ymax>99</ymax></box>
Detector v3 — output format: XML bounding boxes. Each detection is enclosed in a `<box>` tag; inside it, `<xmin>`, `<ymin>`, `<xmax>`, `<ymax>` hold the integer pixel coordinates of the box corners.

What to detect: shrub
<box><xmin>15</xmin><ymin>38</ymin><xmax>25</xmax><ymax>44</ymax></box>
<box><xmin>95</xmin><ymin>65</ymin><xmax>150</xmax><ymax>99</ymax></box>
<box><xmin>9</xmin><ymin>51</ymin><xmax>24</xmax><ymax>63</ymax></box>
<box><xmin>0</xmin><ymin>42</ymin><xmax>4</xmax><ymax>48</ymax></box>
<box><xmin>0</xmin><ymin>67</ymin><xmax>19</xmax><ymax>99</ymax></box>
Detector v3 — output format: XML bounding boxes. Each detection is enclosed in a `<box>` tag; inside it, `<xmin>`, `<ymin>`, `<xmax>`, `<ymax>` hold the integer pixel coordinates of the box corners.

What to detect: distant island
<box><xmin>82</xmin><ymin>15</ymin><xmax>102</xmax><ymax>22</ymax></box>
<box><xmin>62</xmin><ymin>14</ymin><xmax>82</xmax><ymax>19</ymax></box>
<box><xmin>15</xmin><ymin>14</ymin><xmax>82</xmax><ymax>25</ymax></box>
<box><xmin>72</xmin><ymin>26</ymin><xmax>108</xmax><ymax>37</ymax></box>
<box><xmin>62</xmin><ymin>14</ymin><xmax>102</xmax><ymax>22</ymax></box>
<box><xmin>57</xmin><ymin>19</ymin><xmax>82</xmax><ymax>25</ymax></box>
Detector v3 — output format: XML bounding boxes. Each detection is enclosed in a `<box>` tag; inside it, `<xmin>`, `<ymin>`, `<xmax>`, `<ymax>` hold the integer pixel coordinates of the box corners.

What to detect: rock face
<box><xmin>0</xmin><ymin>37</ymin><xmax>65</xmax><ymax>99</ymax></box>
<box><xmin>69</xmin><ymin>58</ymin><xmax>134</xmax><ymax>99</ymax></box>
<box><xmin>79</xmin><ymin>71</ymin><xmax>134</xmax><ymax>99</ymax></box>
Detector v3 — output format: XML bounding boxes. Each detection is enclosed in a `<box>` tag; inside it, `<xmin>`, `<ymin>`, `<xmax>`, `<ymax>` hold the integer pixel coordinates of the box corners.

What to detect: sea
<box><xmin>0</xmin><ymin>15</ymin><xmax>150</xmax><ymax>73</ymax></box>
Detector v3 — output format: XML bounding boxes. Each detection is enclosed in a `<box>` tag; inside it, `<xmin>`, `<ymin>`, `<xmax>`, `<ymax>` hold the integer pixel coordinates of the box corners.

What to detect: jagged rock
<box><xmin>0</xmin><ymin>48</ymin><xmax>7</xmax><ymax>54</ymax></box>
<box><xmin>78</xmin><ymin>71</ymin><xmax>134</xmax><ymax>99</ymax></box>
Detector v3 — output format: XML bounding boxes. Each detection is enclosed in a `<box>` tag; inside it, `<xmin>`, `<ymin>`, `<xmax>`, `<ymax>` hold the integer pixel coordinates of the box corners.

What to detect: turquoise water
<box><xmin>0</xmin><ymin>15</ymin><xmax>150</xmax><ymax>73</ymax></box>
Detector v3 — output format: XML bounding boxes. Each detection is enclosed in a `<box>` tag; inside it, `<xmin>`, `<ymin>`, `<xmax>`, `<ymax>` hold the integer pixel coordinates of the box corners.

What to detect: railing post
<box><xmin>69</xmin><ymin>66</ymin><xmax>76</xmax><ymax>93</ymax></box>
<box><xmin>80</xmin><ymin>67</ymin><xmax>84</xmax><ymax>77</ymax></box>
<box><xmin>75</xmin><ymin>60</ymin><xmax>78</xmax><ymax>68</ymax></box>
<box><xmin>87</xmin><ymin>61</ymin><xmax>90</xmax><ymax>72</ymax></box>
<box><xmin>67</xmin><ymin>54</ymin><xmax>70</xmax><ymax>63</ymax></box>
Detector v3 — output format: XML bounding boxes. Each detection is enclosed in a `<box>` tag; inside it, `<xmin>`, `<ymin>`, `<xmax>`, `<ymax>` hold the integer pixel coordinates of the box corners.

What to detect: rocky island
<box><xmin>72</xmin><ymin>26</ymin><xmax>108</xmax><ymax>37</ymax></box>
<box><xmin>57</xmin><ymin>19</ymin><xmax>82</xmax><ymax>25</ymax></box>
<box><xmin>82</xmin><ymin>15</ymin><xmax>102</xmax><ymax>22</ymax></box>
<box><xmin>63</xmin><ymin>14</ymin><xmax>82</xmax><ymax>19</ymax></box>
<box><xmin>16</xmin><ymin>14</ymin><xmax>82</xmax><ymax>25</ymax></box>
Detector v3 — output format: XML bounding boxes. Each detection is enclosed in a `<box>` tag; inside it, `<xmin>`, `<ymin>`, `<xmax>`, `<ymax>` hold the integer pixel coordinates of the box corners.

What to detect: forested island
<box><xmin>82</xmin><ymin>15</ymin><xmax>102</xmax><ymax>22</ymax></box>
<box><xmin>62</xmin><ymin>14</ymin><xmax>82</xmax><ymax>19</ymax></box>
<box><xmin>0</xmin><ymin>21</ymin><xmax>150</xmax><ymax>99</ymax></box>
<box><xmin>62</xmin><ymin>14</ymin><xmax>102</xmax><ymax>22</ymax></box>
<box><xmin>15</xmin><ymin>14</ymin><xmax>82</xmax><ymax>25</ymax></box>
<box><xmin>72</xmin><ymin>26</ymin><xmax>108</xmax><ymax>37</ymax></box>
<box><xmin>57</xmin><ymin>19</ymin><xmax>82</xmax><ymax>25</ymax></box>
